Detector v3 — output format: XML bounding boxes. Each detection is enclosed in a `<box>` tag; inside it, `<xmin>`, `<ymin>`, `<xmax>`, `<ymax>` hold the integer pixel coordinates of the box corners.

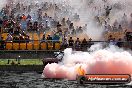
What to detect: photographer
<box><xmin>125</xmin><ymin>32</ymin><xmax>132</xmax><ymax>49</ymax></box>
<box><xmin>125</xmin><ymin>32</ymin><xmax>132</xmax><ymax>41</ymax></box>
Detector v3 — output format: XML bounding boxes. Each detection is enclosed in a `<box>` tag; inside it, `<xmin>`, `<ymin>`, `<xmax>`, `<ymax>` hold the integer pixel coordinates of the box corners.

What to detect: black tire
<box><xmin>77</xmin><ymin>75</ymin><xmax>86</xmax><ymax>85</ymax></box>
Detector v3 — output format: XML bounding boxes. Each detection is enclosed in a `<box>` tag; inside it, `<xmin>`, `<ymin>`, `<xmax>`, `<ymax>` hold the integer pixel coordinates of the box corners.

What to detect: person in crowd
<box><xmin>104</xmin><ymin>25</ymin><xmax>109</xmax><ymax>34</ymax></box>
<box><xmin>63</xmin><ymin>38</ymin><xmax>68</xmax><ymax>49</ymax></box>
<box><xmin>47</xmin><ymin>34</ymin><xmax>53</xmax><ymax>49</ymax></box>
<box><xmin>25</xmin><ymin>36</ymin><xmax>30</xmax><ymax>43</ymax></box>
<box><xmin>75</xmin><ymin>38</ymin><xmax>81</xmax><ymax>50</ymax></box>
<box><xmin>118</xmin><ymin>25</ymin><xmax>123</xmax><ymax>32</ymax></box>
<box><xmin>112</xmin><ymin>24</ymin><xmax>118</xmax><ymax>32</ymax></box>
<box><xmin>71</xmin><ymin>28</ymin><xmax>76</xmax><ymax>35</ymax></box>
<box><xmin>41</xmin><ymin>32</ymin><xmax>46</xmax><ymax>42</ymax></box>
<box><xmin>61</xmin><ymin>18</ymin><xmax>66</xmax><ymax>26</ymax></box>
<box><xmin>16</xmin><ymin>3</ymin><xmax>20</xmax><ymax>12</ymax></box>
<box><xmin>108</xmin><ymin>35</ymin><xmax>116</xmax><ymax>46</ymax></box>
<box><xmin>108</xmin><ymin>35</ymin><xmax>114</xmax><ymax>41</ymax></box>
<box><xmin>87</xmin><ymin>38</ymin><xmax>93</xmax><ymax>48</ymax></box>
<box><xmin>53</xmin><ymin>33</ymin><xmax>60</xmax><ymax>41</ymax></box>
<box><xmin>0</xmin><ymin>18</ymin><xmax>3</xmax><ymax>27</ymax></box>
<box><xmin>16</xmin><ymin>14</ymin><xmax>21</xmax><ymax>21</ymax></box>
<box><xmin>116</xmin><ymin>38</ymin><xmax>123</xmax><ymax>48</ymax></box>
<box><xmin>76</xmin><ymin>26</ymin><xmax>79</xmax><ymax>32</ymax></box>
<box><xmin>125</xmin><ymin>32</ymin><xmax>132</xmax><ymax>41</ymax></box>
<box><xmin>11</xmin><ymin>60</ymin><xmax>15</xmax><ymax>65</ymax></box>
<box><xmin>81</xmin><ymin>38</ymin><xmax>87</xmax><ymax>48</ymax></box>
<box><xmin>45</xmin><ymin>20</ymin><xmax>50</xmax><ymax>29</ymax></box>
<box><xmin>47</xmin><ymin>34</ymin><xmax>52</xmax><ymax>41</ymax></box>
<box><xmin>69</xmin><ymin>23</ymin><xmax>74</xmax><ymax>30</ymax></box>
<box><xmin>82</xmin><ymin>24</ymin><xmax>87</xmax><ymax>31</ymax></box>
<box><xmin>19</xmin><ymin>35</ymin><xmax>25</xmax><ymax>43</ymax></box>
<box><xmin>61</xmin><ymin>38</ymin><xmax>68</xmax><ymax>49</ymax></box>
<box><xmin>74</xmin><ymin>13</ymin><xmax>80</xmax><ymax>21</ymax></box>
<box><xmin>124</xmin><ymin>31</ymin><xmax>132</xmax><ymax>49</ymax></box>
<box><xmin>121</xmin><ymin>13</ymin><xmax>128</xmax><ymax>27</ymax></box>
<box><xmin>33</xmin><ymin>21</ymin><xmax>38</xmax><ymax>31</ymax></box>
<box><xmin>7</xmin><ymin>59</ymin><xmax>10</xmax><ymax>64</ymax></box>
<box><xmin>6</xmin><ymin>33</ymin><xmax>13</xmax><ymax>42</ymax></box>
<box><xmin>55</xmin><ymin>4</ymin><xmax>59</xmax><ymax>11</ymax></box>
<box><xmin>105</xmin><ymin>6</ymin><xmax>112</xmax><ymax>17</ymax></box>
<box><xmin>51</xmin><ymin>19</ymin><xmax>57</xmax><ymax>28</ymax></box>
<box><xmin>20</xmin><ymin>20</ymin><xmax>27</xmax><ymax>31</ymax></box>
<box><xmin>21</xmin><ymin>14</ymin><xmax>27</xmax><ymax>21</ymax></box>
<box><xmin>0</xmin><ymin>34</ymin><xmax>1</xmax><ymax>40</ymax></box>
<box><xmin>7</xmin><ymin>19</ymin><xmax>15</xmax><ymax>33</ymax></box>
<box><xmin>28</xmin><ymin>5</ymin><xmax>31</xmax><ymax>12</ymax></box>
<box><xmin>0</xmin><ymin>27</ymin><xmax>2</xmax><ymax>33</ymax></box>
<box><xmin>39</xmin><ymin>22</ymin><xmax>45</xmax><ymax>32</ymax></box>
<box><xmin>38</xmin><ymin>15</ymin><xmax>42</xmax><ymax>22</ymax></box>
<box><xmin>107</xmin><ymin>24</ymin><xmax>112</xmax><ymax>32</ymax></box>
<box><xmin>21</xmin><ymin>31</ymin><xmax>27</xmax><ymax>37</ymax></box>
<box><xmin>64</xmin><ymin>28</ymin><xmax>69</xmax><ymax>37</ymax></box>
<box><xmin>0</xmin><ymin>37</ymin><xmax>5</xmax><ymax>49</ymax></box>
<box><xmin>44</xmin><ymin>13</ymin><xmax>48</xmax><ymax>18</ymax></box>
<box><xmin>78</xmin><ymin>26</ymin><xmax>83</xmax><ymax>33</ymax></box>
<box><xmin>109</xmin><ymin>38</ymin><xmax>117</xmax><ymax>45</ymax></box>
<box><xmin>13</xmin><ymin>36</ymin><xmax>19</xmax><ymax>43</ymax></box>
<box><xmin>38</xmin><ymin>9</ymin><xmax>42</xmax><ymax>16</ymax></box>
<box><xmin>27</xmin><ymin>20</ymin><xmax>32</xmax><ymax>31</ymax></box>
<box><xmin>57</xmin><ymin>23</ymin><xmax>62</xmax><ymax>33</ymax></box>
<box><xmin>68</xmin><ymin>37</ymin><xmax>74</xmax><ymax>48</ymax></box>
<box><xmin>66</xmin><ymin>18</ymin><xmax>71</xmax><ymax>26</ymax></box>
<box><xmin>27</xmin><ymin>14</ymin><xmax>32</xmax><ymax>20</ymax></box>
<box><xmin>14</xmin><ymin>26</ymin><xmax>21</xmax><ymax>35</ymax></box>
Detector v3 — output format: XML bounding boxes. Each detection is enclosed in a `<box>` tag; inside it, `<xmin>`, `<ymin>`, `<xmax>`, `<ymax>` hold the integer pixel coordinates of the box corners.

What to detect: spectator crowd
<box><xmin>0</xmin><ymin>1</ymin><xmax>131</xmax><ymax>50</ymax></box>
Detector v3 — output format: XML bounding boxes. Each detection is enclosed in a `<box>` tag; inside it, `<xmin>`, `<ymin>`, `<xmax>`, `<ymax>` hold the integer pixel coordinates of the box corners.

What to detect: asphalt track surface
<box><xmin>0</xmin><ymin>72</ymin><xmax>131</xmax><ymax>88</ymax></box>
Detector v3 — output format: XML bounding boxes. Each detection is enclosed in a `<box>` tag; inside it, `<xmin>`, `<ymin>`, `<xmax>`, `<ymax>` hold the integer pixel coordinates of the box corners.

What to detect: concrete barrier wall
<box><xmin>0</xmin><ymin>51</ymin><xmax>56</xmax><ymax>59</ymax></box>
<box><xmin>0</xmin><ymin>65</ymin><xmax>44</xmax><ymax>72</ymax></box>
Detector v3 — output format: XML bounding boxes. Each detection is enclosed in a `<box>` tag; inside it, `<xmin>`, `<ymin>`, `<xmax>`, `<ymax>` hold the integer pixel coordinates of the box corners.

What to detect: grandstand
<box><xmin>0</xmin><ymin>1</ymin><xmax>131</xmax><ymax>53</ymax></box>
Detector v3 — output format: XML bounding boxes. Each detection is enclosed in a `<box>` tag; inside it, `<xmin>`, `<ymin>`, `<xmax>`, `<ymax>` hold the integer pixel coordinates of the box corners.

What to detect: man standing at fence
<box><xmin>68</xmin><ymin>37</ymin><xmax>74</xmax><ymax>49</ymax></box>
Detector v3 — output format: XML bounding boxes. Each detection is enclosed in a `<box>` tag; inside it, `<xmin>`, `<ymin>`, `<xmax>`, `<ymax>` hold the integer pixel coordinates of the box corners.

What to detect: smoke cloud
<box><xmin>0</xmin><ymin>0</ymin><xmax>7</xmax><ymax>10</ymax></box>
<box><xmin>43</xmin><ymin>45</ymin><xmax>132</xmax><ymax>80</ymax></box>
<box><xmin>41</xmin><ymin>1</ymin><xmax>132</xmax><ymax>80</ymax></box>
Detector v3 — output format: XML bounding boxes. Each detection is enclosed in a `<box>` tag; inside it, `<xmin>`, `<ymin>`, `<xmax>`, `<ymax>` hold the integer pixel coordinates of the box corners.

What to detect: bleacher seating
<box><xmin>27</xmin><ymin>43</ymin><xmax>33</xmax><ymax>50</ymax></box>
<box><xmin>1</xmin><ymin>32</ymin><xmax>62</xmax><ymax>51</ymax></box>
<box><xmin>55</xmin><ymin>42</ymin><xmax>61</xmax><ymax>50</ymax></box>
<box><xmin>105</xmin><ymin>32</ymin><xmax>124</xmax><ymax>40</ymax></box>
<box><xmin>47</xmin><ymin>42</ymin><xmax>53</xmax><ymax>50</ymax></box>
<box><xmin>40</xmin><ymin>33</ymin><xmax>44</xmax><ymax>39</ymax></box>
<box><xmin>34</xmin><ymin>43</ymin><xmax>40</xmax><ymax>50</ymax></box>
<box><xmin>13</xmin><ymin>43</ymin><xmax>19</xmax><ymax>50</ymax></box>
<box><xmin>28</xmin><ymin>33</ymin><xmax>33</xmax><ymax>40</ymax></box>
<box><xmin>33</xmin><ymin>33</ymin><xmax>39</xmax><ymax>40</ymax></box>
<box><xmin>0</xmin><ymin>30</ymin><xmax>127</xmax><ymax>51</ymax></box>
<box><xmin>33</xmin><ymin>33</ymin><xmax>40</xmax><ymax>50</ymax></box>
<box><xmin>40</xmin><ymin>42</ymin><xmax>47</xmax><ymax>50</ymax></box>
<box><xmin>6</xmin><ymin>43</ymin><xmax>12</xmax><ymax>50</ymax></box>
<box><xmin>20</xmin><ymin>43</ymin><xmax>26</xmax><ymax>50</ymax></box>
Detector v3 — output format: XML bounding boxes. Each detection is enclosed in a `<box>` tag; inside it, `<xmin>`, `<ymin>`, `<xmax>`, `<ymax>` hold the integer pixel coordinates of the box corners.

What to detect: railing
<box><xmin>0</xmin><ymin>40</ymin><xmax>61</xmax><ymax>51</ymax></box>
<box><xmin>0</xmin><ymin>40</ymin><xmax>131</xmax><ymax>59</ymax></box>
<box><xmin>0</xmin><ymin>40</ymin><xmax>131</xmax><ymax>51</ymax></box>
